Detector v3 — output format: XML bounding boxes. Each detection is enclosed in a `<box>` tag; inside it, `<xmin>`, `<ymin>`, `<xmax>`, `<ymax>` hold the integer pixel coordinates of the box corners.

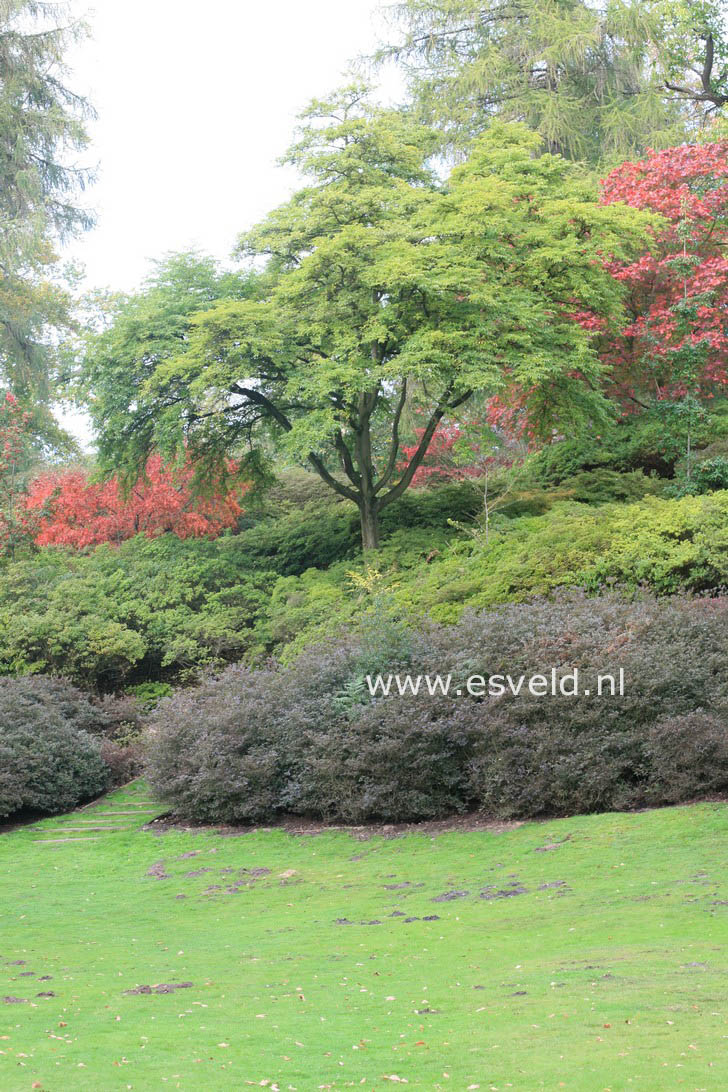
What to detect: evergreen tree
<box><xmin>0</xmin><ymin>0</ymin><xmax>94</xmax><ymax>406</ymax></box>
<box><xmin>376</xmin><ymin>0</ymin><xmax>723</xmax><ymax>163</ymax></box>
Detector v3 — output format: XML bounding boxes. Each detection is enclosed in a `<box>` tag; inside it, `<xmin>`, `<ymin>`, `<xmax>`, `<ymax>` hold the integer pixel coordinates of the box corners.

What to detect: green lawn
<box><xmin>1</xmin><ymin>784</ymin><xmax>727</xmax><ymax>1090</ymax></box>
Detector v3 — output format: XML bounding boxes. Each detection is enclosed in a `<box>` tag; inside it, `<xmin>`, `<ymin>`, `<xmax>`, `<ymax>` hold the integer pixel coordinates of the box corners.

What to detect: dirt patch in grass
<box><xmin>124</xmin><ymin>982</ymin><xmax>194</xmax><ymax>995</ymax></box>
<box><xmin>534</xmin><ymin>835</ymin><xmax>572</xmax><ymax>852</ymax></box>
<box><xmin>479</xmin><ymin>884</ymin><xmax>528</xmax><ymax>899</ymax></box>
<box><xmin>146</xmin><ymin>860</ymin><xmax>170</xmax><ymax>879</ymax></box>
<box><xmin>335</xmin><ymin>914</ymin><xmax>441</xmax><ymax>926</ymax></box>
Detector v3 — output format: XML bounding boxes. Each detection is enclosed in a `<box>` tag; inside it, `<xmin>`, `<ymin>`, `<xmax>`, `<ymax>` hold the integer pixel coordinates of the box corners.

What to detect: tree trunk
<box><xmin>359</xmin><ymin>497</ymin><xmax>380</xmax><ymax>551</ymax></box>
<box><xmin>354</xmin><ymin>389</ymin><xmax>381</xmax><ymax>551</ymax></box>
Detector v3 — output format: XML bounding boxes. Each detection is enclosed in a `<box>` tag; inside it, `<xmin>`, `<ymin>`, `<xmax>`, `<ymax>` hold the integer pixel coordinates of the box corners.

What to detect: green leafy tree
<box><xmin>375</xmin><ymin>0</ymin><xmax>725</xmax><ymax>163</ymax></box>
<box><xmin>0</xmin><ymin>0</ymin><xmax>93</xmax><ymax>411</ymax></box>
<box><xmin>79</xmin><ymin>252</ymin><xmax>265</xmax><ymax>483</ymax></box>
<box><xmin>83</xmin><ymin>93</ymin><xmax>650</xmax><ymax>550</ymax></box>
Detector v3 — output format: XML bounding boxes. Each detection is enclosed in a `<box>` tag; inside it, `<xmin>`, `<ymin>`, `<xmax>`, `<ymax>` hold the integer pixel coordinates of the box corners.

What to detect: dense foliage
<box><xmin>147</xmin><ymin>591</ymin><xmax>728</xmax><ymax>823</ymax></box>
<box><xmin>379</xmin><ymin>0</ymin><xmax>701</xmax><ymax>161</ymax></box>
<box><xmin>600</xmin><ymin>141</ymin><xmax>728</xmax><ymax>408</ymax></box>
<box><xmin>0</xmin><ymin>463</ymin><xmax>727</xmax><ymax>689</ymax></box>
<box><xmin>255</xmin><ymin>488</ymin><xmax>728</xmax><ymax>652</ymax></box>
<box><xmin>25</xmin><ymin>454</ymin><xmax>247</xmax><ymax>548</ymax></box>
<box><xmin>82</xmin><ymin>100</ymin><xmax>650</xmax><ymax>549</ymax></box>
<box><xmin>0</xmin><ymin>0</ymin><xmax>94</xmax><ymax>448</ymax></box>
<box><xmin>0</xmin><ymin>392</ymin><xmax>39</xmax><ymax>556</ymax></box>
<box><xmin>0</xmin><ymin>478</ymin><xmax>483</xmax><ymax>687</ymax></box>
<box><xmin>0</xmin><ymin>536</ymin><xmax>278</xmax><ymax>689</ymax></box>
<box><xmin>0</xmin><ymin>676</ymin><xmax>109</xmax><ymax>818</ymax></box>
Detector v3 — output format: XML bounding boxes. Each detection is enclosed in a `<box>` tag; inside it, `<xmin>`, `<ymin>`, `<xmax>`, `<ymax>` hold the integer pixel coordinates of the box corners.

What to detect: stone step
<box><xmin>85</xmin><ymin>809</ymin><xmax>160</xmax><ymax>815</ymax></box>
<box><xmin>55</xmin><ymin>826</ymin><xmax>131</xmax><ymax>832</ymax></box>
<box><xmin>34</xmin><ymin>837</ymin><xmax>102</xmax><ymax>844</ymax></box>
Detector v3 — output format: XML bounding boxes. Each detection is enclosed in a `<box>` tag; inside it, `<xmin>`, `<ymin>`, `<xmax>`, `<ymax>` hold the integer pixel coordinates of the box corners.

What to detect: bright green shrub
<box><xmin>556</xmin><ymin>468</ymin><xmax>659</xmax><ymax>504</ymax></box>
<box><xmin>395</xmin><ymin>491</ymin><xmax>728</xmax><ymax>623</ymax></box>
<box><xmin>0</xmin><ymin>536</ymin><xmax>279</xmax><ymax>688</ymax></box>
<box><xmin>127</xmin><ymin>682</ymin><xmax>173</xmax><ymax>708</ymax></box>
<box><xmin>262</xmin><ymin>492</ymin><xmax>728</xmax><ymax>648</ymax></box>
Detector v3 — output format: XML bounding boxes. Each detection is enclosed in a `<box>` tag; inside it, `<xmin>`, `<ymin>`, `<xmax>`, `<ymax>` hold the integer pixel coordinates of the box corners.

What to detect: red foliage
<box><xmin>25</xmin><ymin>455</ymin><xmax>247</xmax><ymax>548</ymax></box>
<box><xmin>484</xmin><ymin>390</ymin><xmax>537</xmax><ymax>445</ymax></box>
<box><xmin>599</xmin><ymin>141</ymin><xmax>728</xmax><ymax>405</ymax></box>
<box><xmin>398</xmin><ymin>423</ymin><xmax>485</xmax><ymax>486</ymax></box>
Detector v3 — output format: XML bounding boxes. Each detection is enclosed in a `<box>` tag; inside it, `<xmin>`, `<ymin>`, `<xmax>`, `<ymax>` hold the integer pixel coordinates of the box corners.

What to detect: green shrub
<box><xmin>524</xmin><ymin>404</ymin><xmax>728</xmax><ymax>486</ymax></box>
<box><xmin>556</xmin><ymin>468</ymin><xmax>659</xmax><ymax>505</ymax></box>
<box><xmin>672</xmin><ymin>456</ymin><xmax>728</xmax><ymax>497</ymax></box>
<box><xmin>394</xmin><ymin>491</ymin><xmax>728</xmax><ymax>624</ymax></box>
<box><xmin>0</xmin><ymin>479</ymin><xmax>726</xmax><ymax>689</ymax></box>
<box><xmin>0</xmin><ymin>478</ymin><xmax>485</xmax><ymax>688</ymax></box>
<box><xmin>127</xmin><ymin>682</ymin><xmax>173</xmax><ymax>708</ymax></box>
<box><xmin>232</xmin><ymin>500</ymin><xmax>360</xmax><ymax>575</ymax></box>
<box><xmin>261</xmin><ymin>491</ymin><xmax>728</xmax><ymax>652</ymax></box>
<box><xmin>147</xmin><ymin>592</ymin><xmax>728</xmax><ymax>824</ymax></box>
<box><xmin>237</xmin><ymin>478</ymin><xmax>482</xmax><ymax>576</ymax></box>
<box><xmin>0</xmin><ymin>677</ymin><xmax>110</xmax><ymax>818</ymax></box>
<box><xmin>0</xmin><ymin>487</ymin><xmax>724</xmax><ymax>690</ymax></box>
<box><xmin>0</xmin><ymin>536</ymin><xmax>279</xmax><ymax>688</ymax></box>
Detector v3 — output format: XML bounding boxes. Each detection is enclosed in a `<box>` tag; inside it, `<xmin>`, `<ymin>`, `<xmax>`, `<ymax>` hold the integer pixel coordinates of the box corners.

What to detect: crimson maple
<box><xmin>398</xmin><ymin>423</ymin><xmax>485</xmax><ymax>486</ymax></box>
<box><xmin>600</xmin><ymin>141</ymin><xmax>728</xmax><ymax>408</ymax></box>
<box><xmin>478</xmin><ymin>141</ymin><xmax>728</xmax><ymax>441</ymax></box>
<box><xmin>25</xmin><ymin>455</ymin><xmax>247</xmax><ymax>549</ymax></box>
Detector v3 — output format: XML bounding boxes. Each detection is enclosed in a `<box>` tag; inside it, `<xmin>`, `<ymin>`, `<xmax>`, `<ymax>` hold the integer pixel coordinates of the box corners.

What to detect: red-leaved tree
<box><xmin>398</xmin><ymin>423</ymin><xmax>485</xmax><ymax>486</ymax></box>
<box><xmin>600</xmin><ymin>141</ymin><xmax>728</xmax><ymax>408</ymax></box>
<box><xmin>25</xmin><ymin>455</ymin><xmax>247</xmax><ymax>548</ymax></box>
<box><xmin>480</xmin><ymin>142</ymin><xmax>728</xmax><ymax>443</ymax></box>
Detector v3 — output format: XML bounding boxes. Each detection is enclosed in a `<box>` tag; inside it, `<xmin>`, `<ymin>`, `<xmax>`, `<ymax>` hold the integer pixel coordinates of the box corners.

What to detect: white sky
<box><xmin>64</xmin><ymin>0</ymin><xmax>398</xmax><ymax>293</ymax></box>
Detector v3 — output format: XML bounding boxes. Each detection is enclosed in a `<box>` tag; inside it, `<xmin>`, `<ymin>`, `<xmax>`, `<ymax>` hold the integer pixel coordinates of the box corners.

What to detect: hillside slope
<box><xmin>1</xmin><ymin>790</ymin><xmax>727</xmax><ymax>1088</ymax></box>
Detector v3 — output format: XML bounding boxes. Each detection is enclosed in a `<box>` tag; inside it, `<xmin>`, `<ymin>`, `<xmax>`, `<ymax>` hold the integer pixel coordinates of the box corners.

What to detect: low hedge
<box><xmin>147</xmin><ymin>591</ymin><xmax>728</xmax><ymax>824</ymax></box>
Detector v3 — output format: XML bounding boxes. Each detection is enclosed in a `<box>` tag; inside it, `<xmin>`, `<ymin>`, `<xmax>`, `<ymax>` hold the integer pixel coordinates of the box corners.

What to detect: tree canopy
<box><xmin>83</xmin><ymin>92</ymin><xmax>651</xmax><ymax>549</ymax></box>
<box><xmin>376</xmin><ymin>0</ymin><xmax>727</xmax><ymax>163</ymax></box>
<box><xmin>25</xmin><ymin>456</ymin><xmax>247</xmax><ymax>549</ymax></box>
<box><xmin>600</xmin><ymin>140</ymin><xmax>728</xmax><ymax>404</ymax></box>
<box><xmin>0</xmin><ymin>0</ymin><xmax>93</xmax><ymax>414</ymax></box>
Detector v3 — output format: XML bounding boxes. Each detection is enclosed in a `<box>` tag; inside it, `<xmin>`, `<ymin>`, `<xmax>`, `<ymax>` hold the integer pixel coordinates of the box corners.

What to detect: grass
<box><xmin>1</xmin><ymin>784</ymin><xmax>728</xmax><ymax>1089</ymax></box>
